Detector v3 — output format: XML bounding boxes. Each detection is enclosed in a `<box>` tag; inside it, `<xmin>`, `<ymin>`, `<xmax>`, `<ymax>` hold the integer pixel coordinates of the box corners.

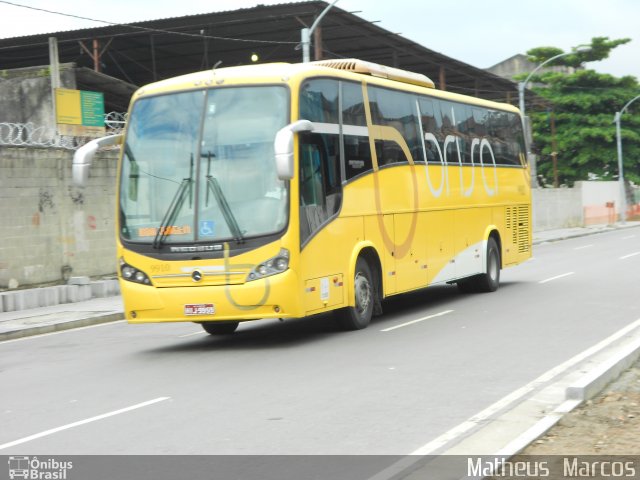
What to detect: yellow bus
<box><xmin>73</xmin><ymin>59</ymin><xmax>531</xmax><ymax>334</ymax></box>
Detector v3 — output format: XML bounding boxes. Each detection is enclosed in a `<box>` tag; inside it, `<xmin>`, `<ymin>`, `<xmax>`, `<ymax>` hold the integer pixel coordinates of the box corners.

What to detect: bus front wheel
<box><xmin>201</xmin><ymin>321</ymin><xmax>239</xmax><ymax>335</ymax></box>
<box><xmin>335</xmin><ymin>257</ymin><xmax>374</xmax><ymax>330</ymax></box>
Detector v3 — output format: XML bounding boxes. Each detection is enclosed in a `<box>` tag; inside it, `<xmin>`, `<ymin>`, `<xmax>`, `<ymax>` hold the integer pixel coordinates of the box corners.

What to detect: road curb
<box><xmin>496</xmin><ymin>335</ymin><xmax>640</xmax><ymax>457</ymax></box>
<box><xmin>532</xmin><ymin>223</ymin><xmax>640</xmax><ymax>245</ymax></box>
<box><xmin>0</xmin><ymin>312</ymin><xmax>124</xmax><ymax>342</ymax></box>
<box><xmin>566</xmin><ymin>335</ymin><xmax>640</xmax><ymax>401</ymax></box>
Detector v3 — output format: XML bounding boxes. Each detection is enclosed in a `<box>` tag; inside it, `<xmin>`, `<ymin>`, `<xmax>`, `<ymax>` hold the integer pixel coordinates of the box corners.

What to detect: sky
<box><xmin>0</xmin><ymin>0</ymin><xmax>638</xmax><ymax>79</ymax></box>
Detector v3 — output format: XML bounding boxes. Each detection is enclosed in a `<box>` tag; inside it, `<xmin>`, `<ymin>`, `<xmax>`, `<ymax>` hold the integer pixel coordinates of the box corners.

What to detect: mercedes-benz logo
<box><xmin>191</xmin><ymin>270</ymin><xmax>203</xmax><ymax>282</ymax></box>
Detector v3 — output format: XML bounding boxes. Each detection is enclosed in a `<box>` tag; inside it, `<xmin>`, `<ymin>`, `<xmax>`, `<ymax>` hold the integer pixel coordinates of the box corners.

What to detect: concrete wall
<box><xmin>532</xmin><ymin>182</ymin><xmax>640</xmax><ymax>231</ymax></box>
<box><xmin>0</xmin><ymin>64</ymin><xmax>77</xmax><ymax>131</ymax></box>
<box><xmin>0</xmin><ymin>146</ymin><xmax>118</xmax><ymax>288</ymax></box>
<box><xmin>532</xmin><ymin>187</ymin><xmax>583</xmax><ymax>231</ymax></box>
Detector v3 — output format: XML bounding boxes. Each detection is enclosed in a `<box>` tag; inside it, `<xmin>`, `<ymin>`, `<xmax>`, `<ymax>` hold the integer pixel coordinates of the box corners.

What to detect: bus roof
<box><xmin>132</xmin><ymin>60</ymin><xmax>520</xmax><ymax>114</ymax></box>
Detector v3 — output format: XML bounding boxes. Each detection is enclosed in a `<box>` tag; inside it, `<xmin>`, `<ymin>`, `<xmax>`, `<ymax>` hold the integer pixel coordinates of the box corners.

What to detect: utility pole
<box><xmin>550</xmin><ymin>110</ymin><xmax>559</xmax><ymax>188</ymax></box>
<box><xmin>301</xmin><ymin>0</ymin><xmax>339</xmax><ymax>63</ymax></box>
<box><xmin>614</xmin><ymin>94</ymin><xmax>640</xmax><ymax>224</ymax></box>
<box><xmin>615</xmin><ymin>111</ymin><xmax>625</xmax><ymax>223</ymax></box>
<box><xmin>48</xmin><ymin>37</ymin><xmax>61</xmax><ymax>143</ymax></box>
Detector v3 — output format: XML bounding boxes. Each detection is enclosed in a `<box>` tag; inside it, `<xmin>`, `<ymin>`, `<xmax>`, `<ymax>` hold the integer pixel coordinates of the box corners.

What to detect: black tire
<box><xmin>456</xmin><ymin>278</ymin><xmax>477</xmax><ymax>293</ymax></box>
<box><xmin>478</xmin><ymin>237</ymin><xmax>501</xmax><ymax>292</ymax></box>
<box><xmin>335</xmin><ymin>257</ymin><xmax>374</xmax><ymax>330</ymax></box>
<box><xmin>457</xmin><ymin>237</ymin><xmax>501</xmax><ymax>293</ymax></box>
<box><xmin>201</xmin><ymin>321</ymin><xmax>239</xmax><ymax>335</ymax></box>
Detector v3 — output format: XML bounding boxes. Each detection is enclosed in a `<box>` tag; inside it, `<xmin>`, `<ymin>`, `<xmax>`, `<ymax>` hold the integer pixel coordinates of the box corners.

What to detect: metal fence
<box><xmin>0</xmin><ymin>112</ymin><xmax>126</xmax><ymax>149</ymax></box>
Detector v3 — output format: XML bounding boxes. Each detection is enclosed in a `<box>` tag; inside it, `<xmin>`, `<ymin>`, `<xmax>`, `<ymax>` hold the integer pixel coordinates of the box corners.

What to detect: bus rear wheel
<box><xmin>335</xmin><ymin>257</ymin><xmax>374</xmax><ymax>330</ymax></box>
<box><xmin>457</xmin><ymin>237</ymin><xmax>501</xmax><ymax>293</ymax></box>
<box><xmin>201</xmin><ymin>321</ymin><xmax>239</xmax><ymax>335</ymax></box>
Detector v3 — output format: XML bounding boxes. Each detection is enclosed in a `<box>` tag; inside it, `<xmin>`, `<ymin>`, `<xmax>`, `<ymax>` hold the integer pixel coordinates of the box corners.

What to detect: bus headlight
<box><xmin>120</xmin><ymin>258</ymin><xmax>151</xmax><ymax>285</ymax></box>
<box><xmin>246</xmin><ymin>248</ymin><xmax>289</xmax><ymax>282</ymax></box>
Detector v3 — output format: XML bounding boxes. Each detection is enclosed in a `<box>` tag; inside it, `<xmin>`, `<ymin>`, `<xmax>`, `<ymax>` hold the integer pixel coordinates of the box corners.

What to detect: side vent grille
<box><xmin>506</xmin><ymin>205</ymin><xmax>530</xmax><ymax>254</ymax></box>
<box><xmin>517</xmin><ymin>206</ymin><xmax>530</xmax><ymax>253</ymax></box>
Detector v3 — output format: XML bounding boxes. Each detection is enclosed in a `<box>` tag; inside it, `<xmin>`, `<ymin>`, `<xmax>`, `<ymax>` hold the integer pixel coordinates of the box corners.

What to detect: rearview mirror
<box><xmin>274</xmin><ymin>120</ymin><xmax>313</xmax><ymax>180</ymax></box>
<box><xmin>73</xmin><ymin>134</ymin><xmax>123</xmax><ymax>187</ymax></box>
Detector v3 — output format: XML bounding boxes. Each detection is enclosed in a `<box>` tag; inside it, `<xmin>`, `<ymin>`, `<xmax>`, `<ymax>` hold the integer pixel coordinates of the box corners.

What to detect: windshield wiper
<box><xmin>152</xmin><ymin>155</ymin><xmax>194</xmax><ymax>249</ymax></box>
<box><xmin>206</xmin><ymin>174</ymin><xmax>244</xmax><ymax>243</ymax></box>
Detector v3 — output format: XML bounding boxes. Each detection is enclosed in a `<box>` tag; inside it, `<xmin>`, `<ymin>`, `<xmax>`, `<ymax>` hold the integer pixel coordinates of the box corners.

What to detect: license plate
<box><xmin>184</xmin><ymin>304</ymin><xmax>215</xmax><ymax>316</ymax></box>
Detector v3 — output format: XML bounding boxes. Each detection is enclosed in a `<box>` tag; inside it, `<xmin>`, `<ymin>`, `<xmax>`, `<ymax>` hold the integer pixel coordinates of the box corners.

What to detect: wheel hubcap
<box><xmin>354</xmin><ymin>272</ymin><xmax>371</xmax><ymax>316</ymax></box>
<box><xmin>489</xmin><ymin>251</ymin><xmax>498</xmax><ymax>280</ymax></box>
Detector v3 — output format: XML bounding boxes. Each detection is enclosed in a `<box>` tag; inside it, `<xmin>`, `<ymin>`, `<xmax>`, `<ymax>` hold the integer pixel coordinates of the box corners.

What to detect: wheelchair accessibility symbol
<box><xmin>199</xmin><ymin>220</ymin><xmax>215</xmax><ymax>237</ymax></box>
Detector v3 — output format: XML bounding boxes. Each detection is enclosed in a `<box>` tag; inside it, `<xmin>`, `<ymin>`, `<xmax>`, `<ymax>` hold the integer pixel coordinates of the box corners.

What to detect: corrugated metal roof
<box><xmin>0</xmin><ymin>1</ymin><xmax>522</xmax><ymax>104</ymax></box>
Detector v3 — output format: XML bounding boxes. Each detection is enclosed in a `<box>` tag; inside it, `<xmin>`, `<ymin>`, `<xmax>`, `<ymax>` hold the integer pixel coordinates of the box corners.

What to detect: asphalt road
<box><xmin>1</xmin><ymin>229</ymin><xmax>639</xmax><ymax>456</ymax></box>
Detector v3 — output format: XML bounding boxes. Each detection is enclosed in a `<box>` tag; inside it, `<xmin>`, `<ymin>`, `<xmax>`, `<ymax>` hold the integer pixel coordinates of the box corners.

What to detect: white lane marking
<box><xmin>0</xmin><ymin>397</ymin><xmax>170</xmax><ymax>451</ymax></box>
<box><xmin>622</xmin><ymin>235</ymin><xmax>636</xmax><ymax>240</ymax></box>
<box><xmin>574</xmin><ymin>244</ymin><xmax>594</xmax><ymax>250</ymax></box>
<box><xmin>178</xmin><ymin>330</ymin><xmax>207</xmax><ymax>338</ymax></box>
<box><xmin>380</xmin><ymin>310</ymin><xmax>454</xmax><ymax>332</ymax></box>
<box><xmin>538</xmin><ymin>272</ymin><xmax>575</xmax><ymax>284</ymax></box>
<box><xmin>407</xmin><ymin>317</ymin><xmax>640</xmax><ymax>456</ymax></box>
<box><xmin>620</xmin><ymin>252</ymin><xmax>640</xmax><ymax>260</ymax></box>
<box><xmin>0</xmin><ymin>320</ymin><xmax>126</xmax><ymax>345</ymax></box>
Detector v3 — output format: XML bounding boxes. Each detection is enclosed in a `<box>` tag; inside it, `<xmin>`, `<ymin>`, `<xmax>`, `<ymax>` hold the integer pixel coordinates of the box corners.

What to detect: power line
<box><xmin>0</xmin><ymin>0</ymin><xmax>298</xmax><ymax>45</ymax></box>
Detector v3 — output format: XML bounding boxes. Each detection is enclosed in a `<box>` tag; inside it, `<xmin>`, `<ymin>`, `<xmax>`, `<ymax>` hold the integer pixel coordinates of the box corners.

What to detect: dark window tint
<box><xmin>299</xmin><ymin>79</ymin><xmax>339</xmax><ymax>123</ymax></box>
<box><xmin>486</xmin><ymin>110</ymin><xmax>523</xmax><ymax>166</ymax></box>
<box><xmin>368</xmin><ymin>86</ymin><xmax>420</xmax><ymax>164</ymax></box>
<box><xmin>418</xmin><ymin>97</ymin><xmax>444</xmax><ymax>164</ymax></box>
<box><xmin>509</xmin><ymin>113</ymin><xmax>527</xmax><ymax>165</ymax></box>
<box><xmin>452</xmin><ymin>104</ymin><xmax>471</xmax><ymax>164</ymax></box>
<box><xmin>299</xmin><ymin>132</ymin><xmax>342</xmax><ymax>244</ymax></box>
<box><xmin>418</xmin><ymin>98</ymin><xmax>525</xmax><ymax>169</ymax></box>
<box><xmin>342</xmin><ymin>81</ymin><xmax>367</xmax><ymax>126</ymax></box>
<box><xmin>471</xmin><ymin>108</ymin><xmax>489</xmax><ymax>138</ymax></box>
<box><xmin>374</xmin><ymin>139</ymin><xmax>405</xmax><ymax>167</ymax></box>
<box><xmin>344</xmin><ymin>134</ymin><xmax>373</xmax><ymax>180</ymax></box>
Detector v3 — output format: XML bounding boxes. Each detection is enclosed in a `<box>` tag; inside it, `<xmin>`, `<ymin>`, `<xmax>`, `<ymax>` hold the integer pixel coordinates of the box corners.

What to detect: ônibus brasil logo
<box><xmin>8</xmin><ymin>456</ymin><xmax>73</xmax><ymax>480</ymax></box>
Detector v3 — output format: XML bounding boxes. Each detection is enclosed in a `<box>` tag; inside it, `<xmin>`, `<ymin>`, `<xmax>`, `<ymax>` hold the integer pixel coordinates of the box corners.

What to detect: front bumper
<box><xmin>121</xmin><ymin>269</ymin><xmax>301</xmax><ymax>323</ymax></box>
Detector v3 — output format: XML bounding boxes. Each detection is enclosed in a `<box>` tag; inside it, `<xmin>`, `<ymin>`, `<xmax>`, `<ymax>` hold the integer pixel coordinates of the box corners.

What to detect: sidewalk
<box><xmin>532</xmin><ymin>220</ymin><xmax>640</xmax><ymax>245</ymax></box>
<box><xmin>0</xmin><ymin>296</ymin><xmax>123</xmax><ymax>341</ymax></box>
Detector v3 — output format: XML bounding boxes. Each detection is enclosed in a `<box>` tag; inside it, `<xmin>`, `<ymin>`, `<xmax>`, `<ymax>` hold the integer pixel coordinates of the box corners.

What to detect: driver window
<box><xmin>299</xmin><ymin>132</ymin><xmax>342</xmax><ymax>245</ymax></box>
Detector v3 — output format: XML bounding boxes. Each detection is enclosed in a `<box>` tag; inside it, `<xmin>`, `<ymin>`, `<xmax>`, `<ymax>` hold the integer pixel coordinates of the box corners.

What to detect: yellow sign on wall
<box><xmin>55</xmin><ymin>88</ymin><xmax>105</xmax><ymax>137</ymax></box>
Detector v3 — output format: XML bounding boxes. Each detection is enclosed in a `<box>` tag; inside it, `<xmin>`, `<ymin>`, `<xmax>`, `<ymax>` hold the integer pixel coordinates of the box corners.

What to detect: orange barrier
<box><xmin>584</xmin><ymin>203</ymin><xmax>616</xmax><ymax>226</ymax></box>
<box><xmin>584</xmin><ymin>202</ymin><xmax>640</xmax><ymax>225</ymax></box>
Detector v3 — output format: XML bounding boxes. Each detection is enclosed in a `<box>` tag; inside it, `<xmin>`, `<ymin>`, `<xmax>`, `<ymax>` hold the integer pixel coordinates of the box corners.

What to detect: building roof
<box><xmin>0</xmin><ymin>1</ymin><xmax>522</xmax><ymax>105</ymax></box>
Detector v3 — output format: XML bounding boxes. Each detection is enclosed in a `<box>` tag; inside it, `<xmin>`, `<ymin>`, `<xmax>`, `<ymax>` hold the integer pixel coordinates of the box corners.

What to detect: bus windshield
<box><xmin>119</xmin><ymin>86</ymin><xmax>289</xmax><ymax>246</ymax></box>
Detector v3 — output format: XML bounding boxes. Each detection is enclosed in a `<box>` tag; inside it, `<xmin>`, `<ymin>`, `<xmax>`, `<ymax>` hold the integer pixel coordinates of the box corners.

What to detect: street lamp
<box><xmin>518</xmin><ymin>46</ymin><xmax>591</xmax><ymax>187</ymax></box>
<box><xmin>518</xmin><ymin>46</ymin><xmax>592</xmax><ymax>116</ymax></box>
<box><xmin>301</xmin><ymin>0</ymin><xmax>339</xmax><ymax>63</ymax></box>
<box><xmin>614</xmin><ymin>94</ymin><xmax>640</xmax><ymax>224</ymax></box>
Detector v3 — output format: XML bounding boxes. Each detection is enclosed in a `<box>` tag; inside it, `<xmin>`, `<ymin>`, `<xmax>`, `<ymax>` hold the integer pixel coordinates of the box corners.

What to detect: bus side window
<box><xmin>299</xmin><ymin>133</ymin><xmax>342</xmax><ymax>244</ymax></box>
<box><xmin>368</xmin><ymin>86</ymin><xmax>420</xmax><ymax>165</ymax></box>
<box><xmin>418</xmin><ymin>97</ymin><xmax>444</xmax><ymax>163</ymax></box>
<box><xmin>344</xmin><ymin>135</ymin><xmax>372</xmax><ymax>180</ymax></box>
<box><xmin>342</xmin><ymin>81</ymin><xmax>373</xmax><ymax>180</ymax></box>
<box><xmin>453</xmin><ymin>104</ymin><xmax>472</xmax><ymax>164</ymax></box>
<box><xmin>300</xmin><ymin>143</ymin><xmax>324</xmax><ymax>206</ymax></box>
<box><xmin>509</xmin><ymin>112</ymin><xmax>527</xmax><ymax>166</ymax></box>
<box><xmin>487</xmin><ymin>110</ymin><xmax>519</xmax><ymax>166</ymax></box>
<box><xmin>300</xmin><ymin>79</ymin><xmax>339</xmax><ymax>123</ymax></box>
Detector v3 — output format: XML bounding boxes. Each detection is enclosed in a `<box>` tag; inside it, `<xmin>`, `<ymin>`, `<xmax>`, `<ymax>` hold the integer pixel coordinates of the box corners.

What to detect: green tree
<box><xmin>523</xmin><ymin>37</ymin><xmax>640</xmax><ymax>186</ymax></box>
